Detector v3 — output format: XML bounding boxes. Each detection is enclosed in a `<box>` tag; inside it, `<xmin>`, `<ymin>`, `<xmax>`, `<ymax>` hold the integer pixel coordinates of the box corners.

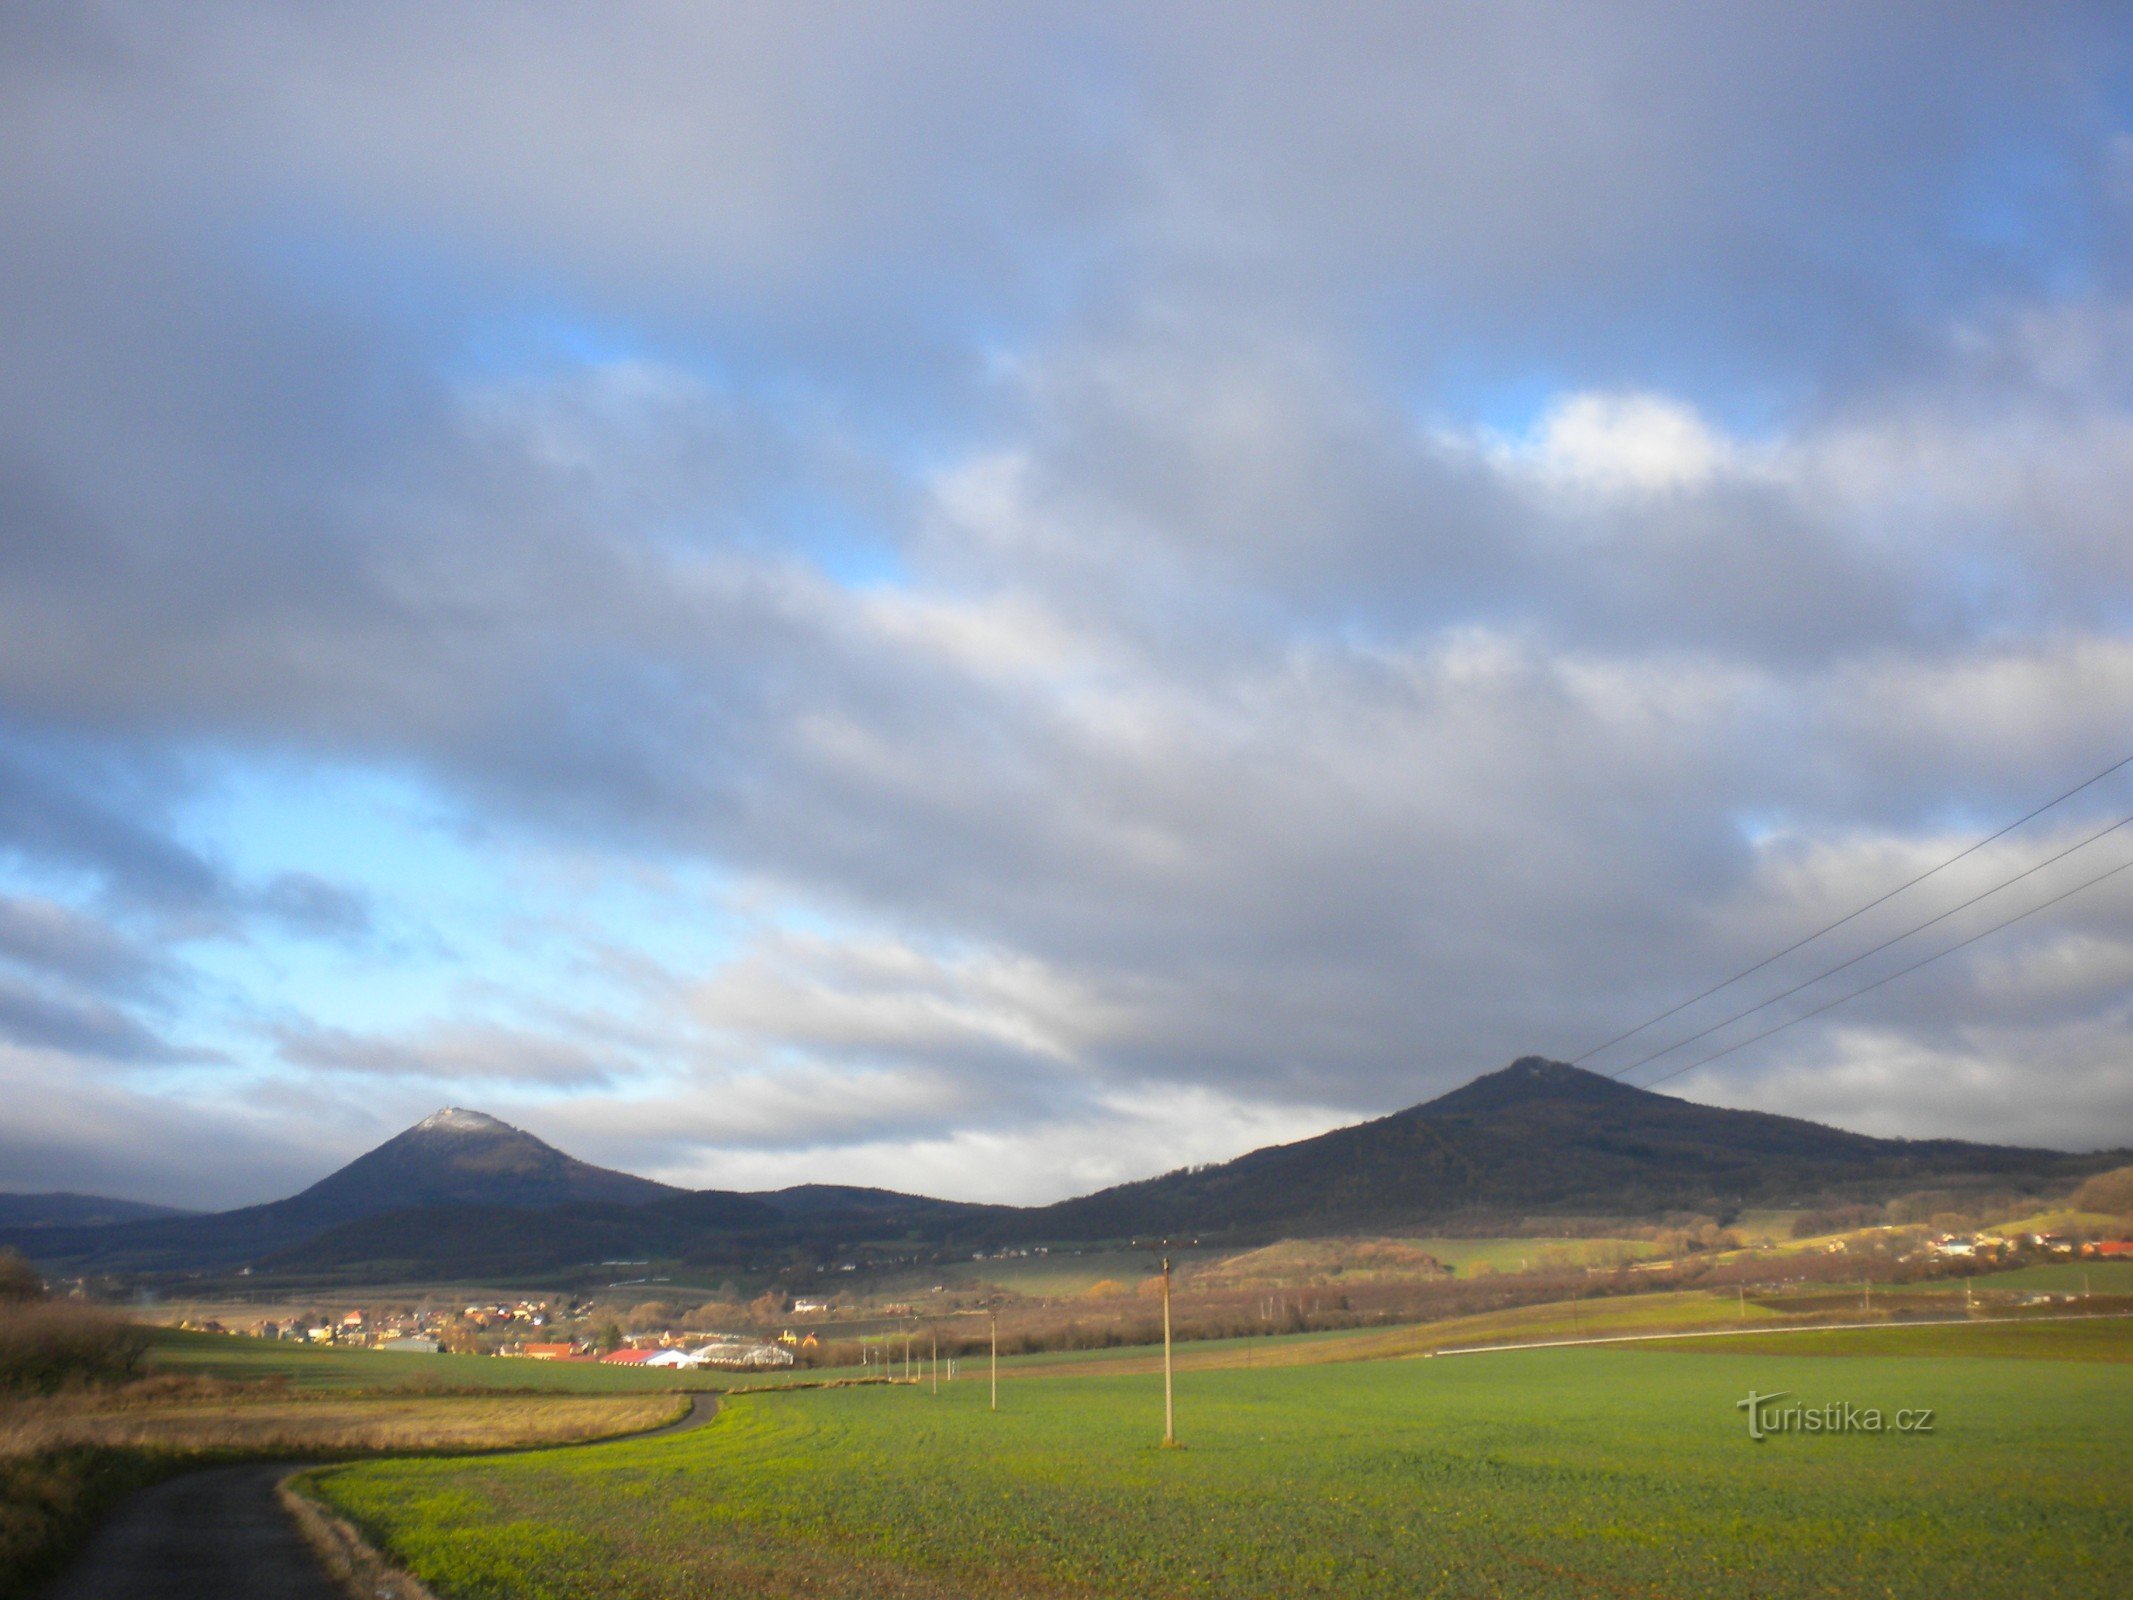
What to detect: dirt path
<box><xmin>37</xmin><ymin>1393</ymin><xmax>720</xmax><ymax>1599</ymax></box>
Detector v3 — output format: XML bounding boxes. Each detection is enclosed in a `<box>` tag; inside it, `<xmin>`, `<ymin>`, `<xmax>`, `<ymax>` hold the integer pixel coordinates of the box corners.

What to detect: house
<box><xmin>517</xmin><ymin>1342</ymin><xmax>578</xmax><ymax>1360</ymax></box>
<box><xmin>600</xmin><ymin>1348</ymin><xmax>656</xmax><ymax>1364</ymax></box>
<box><xmin>377</xmin><ymin>1336</ymin><xmax>441</xmax><ymax>1353</ymax></box>
<box><xmin>2086</xmin><ymin>1239</ymin><xmax>2133</xmax><ymax>1259</ymax></box>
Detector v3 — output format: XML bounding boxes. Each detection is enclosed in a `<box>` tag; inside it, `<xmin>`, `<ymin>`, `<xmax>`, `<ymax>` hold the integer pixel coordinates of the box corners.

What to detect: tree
<box><xmin>596</xmin><ymin>1320</ymin><xmax>625</xmax><ymax>1354</ymax></box>
<box><xmin>2073</xmin><ymin>1165</ymin><xmax>2133</xmax><ymax>1219</ymax></box>
<box><xmin>0</xmin><ymin>1248</ymin><xmax>44</xmax><ymax>1303</ymax></box>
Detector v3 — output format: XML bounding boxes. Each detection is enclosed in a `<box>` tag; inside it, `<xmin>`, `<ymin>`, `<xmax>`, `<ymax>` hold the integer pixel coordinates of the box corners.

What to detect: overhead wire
<box><xmin>1603</xmin><ymin>803</ymin><xmax>2133</xmax><ymax>1080</ymax></box>
<box><xmin>1636</xmin><ymin>850</ymin><xmax>2133</xmax><ymax>1092</ymax></box>
<box><xmin>1573</xmin><ymin>748</ymin><xmax>2133</xmax><ymax>1065</ymax></box>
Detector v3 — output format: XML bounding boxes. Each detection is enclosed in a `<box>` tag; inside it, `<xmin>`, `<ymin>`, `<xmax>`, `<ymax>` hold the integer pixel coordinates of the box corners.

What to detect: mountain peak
<box><xmin>1412</xmin><ymin>1055</ymin><xmax>1630</xmax><ymax>1115</ymax></box>
<box><xmin>281</xmin><ymin>1106</ymin><xmax>681</xmax><ymax>1223</ymax></box>
<box><xmin>413</xmin><ymin>1107</ymin><xmax>514</xmax><ymax>1136</ymax></box>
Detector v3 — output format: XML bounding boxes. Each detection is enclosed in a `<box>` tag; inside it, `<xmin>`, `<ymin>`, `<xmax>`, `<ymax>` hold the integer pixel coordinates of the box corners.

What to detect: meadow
<box><xmin>306</xmin><ymin>1318</ymin><xmax>2133</xmax><ymax>1599</ymax></box>
<box><xmin>143</xmin><ymin>1328</ymin><xmax>733</xmax><ymax>1392</ymax></box>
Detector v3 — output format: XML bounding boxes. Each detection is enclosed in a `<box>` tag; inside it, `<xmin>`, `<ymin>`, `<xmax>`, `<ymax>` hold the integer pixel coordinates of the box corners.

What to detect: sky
<box><xmin>5</xmin><ymin>2</ymin><xmax>2133</xmax><ymax>1210</ymax></box>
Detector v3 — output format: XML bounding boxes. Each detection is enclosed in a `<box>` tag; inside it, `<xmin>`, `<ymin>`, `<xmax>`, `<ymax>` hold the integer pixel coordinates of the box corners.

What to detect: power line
<box><xmin>1574</xmin><ymin>749</ymin><xmax>2133</xmax><ymax>1065</ymax></box>
<box><xmin>1604</xmin><ymin>803</ymin><xmax>2133</xmax><ymax>1080</ymax></box>
<box><xmin>1635</xmin><ymin>849</ymin><xmax>2133</xmax><ymax>1092</ymax></box>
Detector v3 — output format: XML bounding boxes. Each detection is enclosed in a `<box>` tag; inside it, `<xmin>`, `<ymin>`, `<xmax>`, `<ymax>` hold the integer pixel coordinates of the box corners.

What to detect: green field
<box><xmin>1935</xmin><ymin>1260</ymin><xmax>2133</xmax><ymax>1294</ymax></box>
<box><xmin>1985</xmin><ymin>1210</ymin><xmax>2124</xmax><ymax>1239</ymax></box>
<box><xmin>1638</xmin><ymin>1316</ymin><xmax>2133</xmax><ymax>1362</ymax></box>
<box><xmin>307</xmin><ymin>1320</ymin><xmax>2133</xmax><ymax>1598</ymax></box>
<box><xmin>144</xmin><ymin>1328</ymin><xmax>734</xmax><ymax>1393</ymax></box>
<box><xmin>1371</xmin><ymin>1235</ymin><xmax>1657</xmax><ymax>1276</ymax></box>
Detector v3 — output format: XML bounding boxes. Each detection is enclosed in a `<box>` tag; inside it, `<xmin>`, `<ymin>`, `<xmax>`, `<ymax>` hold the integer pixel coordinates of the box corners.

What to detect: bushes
<box><xmin>2071</xmin><ymin>1165</ymin><xmax>2133</xmax><ymax>1220</ymax></box>
<box><xmin>0</xmin><ymin>1251</ymin><xmax>41</xmax><ymax>1304</ymax></box>
<box><xmin>0</xmin><ymin>1446</ymin><xmax>172</xmax><ymax>1600</ymax></box>
<box><xmin>0</xmin><ymin>1302</ymin><xmax>152</xmax><ymax>1395</ymax></box>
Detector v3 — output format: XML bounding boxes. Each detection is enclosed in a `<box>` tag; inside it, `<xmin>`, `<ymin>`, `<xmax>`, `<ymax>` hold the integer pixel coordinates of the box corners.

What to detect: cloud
<box><xmin>0</xmin><ymin>895</ymin><xmax>160</xmax><ymax>993</ymax></box>
<box><xmin>275</xmin><ymin>1021</ymin><xmax>615</xmax><ymax>1089</ymax></box>
<box><xmin>2</xmin><ymin>4</ymin><xmax>2132</xmax><ymax>1203</ymax></box>
<box><xmin>0</xmin><ymin>973</ymin><xmax>183</xmax><ymax>1063</ymax></box>
<box><xmin>1476</xmin><ymin>392</ymin><xmax>1744</xmax><ymax>496</ymax></box>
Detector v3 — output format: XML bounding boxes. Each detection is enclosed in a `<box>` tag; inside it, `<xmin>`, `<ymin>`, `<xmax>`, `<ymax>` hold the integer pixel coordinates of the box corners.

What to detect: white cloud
<box><xmin>1463</xmin><ymin>390</ymin><xmax>1744</xmax><ymax>496</ymax></box>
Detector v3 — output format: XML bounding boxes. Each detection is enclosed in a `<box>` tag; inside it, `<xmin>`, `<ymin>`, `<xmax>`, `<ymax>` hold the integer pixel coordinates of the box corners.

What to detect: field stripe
<box><xmin>1429</xmin><ymin>1308</ymin><xmax>2133</xmax><ymax>1356</ymax></box>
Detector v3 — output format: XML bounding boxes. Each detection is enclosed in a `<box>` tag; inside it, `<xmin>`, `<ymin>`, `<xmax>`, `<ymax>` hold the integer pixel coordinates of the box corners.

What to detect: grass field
<box><xmin>143</xmin><ymin>1328</ymin><xmax>735</xmax><ymax>1392</ymax></box>
<box><xmin>308</xmin><ymin>1319</ymin><xmax>2133</xmax><ymax>1599</ymax></box>
<box><xmin>1922</xmin><ymin>1260</ymin><xmax>2133</xmax><ymax>1294</ymax></box>
<box><xmin>1984</xmin><ymin>1210</ymin><xmax>2125</xmax><ymax>1239</ymax></box>
<box><xmin>1636</xmin><ymin>1317</ymin><xmax>2133</xmax><ymax>1362</ymax></box>
<box><xmin>1405</xmin><ymin>1236</ymin><xmax>1659</xmax><ymax>1274</ymax></box>
<box><xmin>1000</xmin><ymin>1286</ymin><xmax>1787</xmax><ymax>1377</ymax></box>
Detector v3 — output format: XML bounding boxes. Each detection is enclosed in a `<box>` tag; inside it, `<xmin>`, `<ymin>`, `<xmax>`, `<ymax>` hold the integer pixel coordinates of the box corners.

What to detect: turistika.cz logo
<box><xmin>1736</xmin><ymin>1390</ymin><xmax>1935</xmax><ymax>1441</ymax></box>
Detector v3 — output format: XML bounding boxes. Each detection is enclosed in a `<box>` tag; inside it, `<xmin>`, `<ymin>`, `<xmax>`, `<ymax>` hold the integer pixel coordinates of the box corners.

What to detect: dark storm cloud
<box><xmin>2</xmin><ymin>3</ymin><xmax>2132</xmax><ymax>1201</ymax></box>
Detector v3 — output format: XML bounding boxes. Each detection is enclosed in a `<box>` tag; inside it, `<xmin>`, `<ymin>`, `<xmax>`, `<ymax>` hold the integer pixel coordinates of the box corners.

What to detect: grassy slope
<box><xmin>1985</xmin><ymin>1210</ymin><xmax>2124</xmax><ymax>1238</ymax></box>
<box><xmin>999</xmin><ymin>1287</ymin><xmax>1782</xmax><ymax>1377</ymax></box>
<box><xmin>312</xmin><ymin>1334</ymin><xmax>2133</xmax><ymax>1600</ymax></box>
<box><xmin>1636</xmin><ymin>1318</ymin><xmax>2133</xmax><ymax>1362</ymax></box>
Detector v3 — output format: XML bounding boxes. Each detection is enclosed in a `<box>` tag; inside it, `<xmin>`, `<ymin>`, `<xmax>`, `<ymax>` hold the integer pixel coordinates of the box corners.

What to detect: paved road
<box><xmin>39</xmin><ymin>1392</ymin><xmax>721</xmax><ymax>1599</ymax></box>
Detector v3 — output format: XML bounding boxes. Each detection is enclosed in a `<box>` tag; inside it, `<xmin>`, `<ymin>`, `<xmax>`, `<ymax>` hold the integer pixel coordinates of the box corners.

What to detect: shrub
<box><xmin>0</xmin><ymin>1252</ymin><xmax>41</xmax><ymax>1305</ymax></box>
<box><xmin>0</xmin><ymin>1303</ymin><xmax>152</xmax><ymax>1395</ymax></box>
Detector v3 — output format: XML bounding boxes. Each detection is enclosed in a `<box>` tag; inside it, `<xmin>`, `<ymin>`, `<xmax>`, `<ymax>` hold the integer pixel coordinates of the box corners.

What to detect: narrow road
<box><xmin>39</xmin><ymin>1392</ymin><xmax>721</xmax><ymax>1600</ymax></box>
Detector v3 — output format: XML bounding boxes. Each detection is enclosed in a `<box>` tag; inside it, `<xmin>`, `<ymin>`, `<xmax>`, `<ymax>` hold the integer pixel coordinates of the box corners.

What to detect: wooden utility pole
<box><xmin>1161</xmin><ymin>1255</ymin><xmax>1177</xmax><ymax>1448</ymax></box>
<box><xmin>931</xmin><ymin>1327</ymin><xmax>939</xmax><ymax>1395</ymax></box>
<box><xmin>989</xmin><ymin>1307</ymin><xmax>998</xmax><ymax>1412</ymax></box>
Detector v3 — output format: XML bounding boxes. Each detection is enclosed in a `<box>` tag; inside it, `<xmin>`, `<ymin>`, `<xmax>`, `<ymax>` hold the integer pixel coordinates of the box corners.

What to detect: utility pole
<box><xmin>1161</xmin><ymin>1254</ymin><xmax>1177</xmax><ymax>1448</ymax></box>
<box><xmin>989</xmin><ymin>1306</ymin><xmax>998</xmax><ymax>1412</ymax></box>
<box><xmin>931</xmin><ymin>1327</ymin><xmax>938</xmax><ymax>1395</ymax></box>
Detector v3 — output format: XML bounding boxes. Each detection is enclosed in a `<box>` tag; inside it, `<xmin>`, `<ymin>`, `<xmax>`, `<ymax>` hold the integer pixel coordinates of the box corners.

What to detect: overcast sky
<box><xmin>4</xmin><ymin>2</ymin><xmax>2133</xmax><ymax>1209</ymax></box>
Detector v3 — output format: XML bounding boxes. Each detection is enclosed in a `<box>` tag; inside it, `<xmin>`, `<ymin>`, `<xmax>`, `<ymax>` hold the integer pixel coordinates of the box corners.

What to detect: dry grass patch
<box><xmin>0</xmin><ymin>1388</ymin><xmax>682</xmax><ymax>1458</ymax></box>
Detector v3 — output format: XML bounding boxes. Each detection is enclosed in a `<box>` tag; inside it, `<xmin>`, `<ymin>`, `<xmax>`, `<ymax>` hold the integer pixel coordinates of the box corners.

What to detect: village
<box><xmin>168</xmin><ymin>1295</ymin><xmax>799</xmax><ymax>1368</ymax></box>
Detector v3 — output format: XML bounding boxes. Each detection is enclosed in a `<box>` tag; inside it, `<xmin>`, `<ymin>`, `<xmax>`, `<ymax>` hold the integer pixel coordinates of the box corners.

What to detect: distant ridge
<box><xmin>1024</xmin><ymin>1057</ymin><xmax>2121</xmax><ymax>1241</ymax></box>
<box><xmin>3</xmin><ymin>1064</ymin><xmax>2122</xmax><ymax>1280</ymax></box>
<box><xmin>0</xmin><ymin>1107</ymin><xmax>683</xmax><ymax>1272</ymax></box>
<box><xmin>0</xmin><ymin>1192</ymin><xmax>197</xmax><ymax>1229</ymax></box>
